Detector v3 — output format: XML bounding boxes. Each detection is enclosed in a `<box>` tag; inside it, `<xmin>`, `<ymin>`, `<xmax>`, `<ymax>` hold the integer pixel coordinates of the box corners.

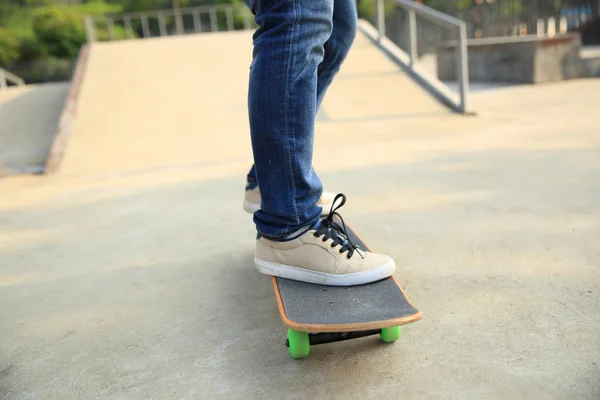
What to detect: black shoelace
<box><xmin>313</xmin><ymin>193</ymin><xmax>364</xmax><ymax>260</ymax></box>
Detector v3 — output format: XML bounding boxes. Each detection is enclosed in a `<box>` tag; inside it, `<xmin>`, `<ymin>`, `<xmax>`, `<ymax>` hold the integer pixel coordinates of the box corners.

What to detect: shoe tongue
<box><xmin>319</xmin><ymin>218</ymin><xmax>347</xmax><ymax>241</ymax></box>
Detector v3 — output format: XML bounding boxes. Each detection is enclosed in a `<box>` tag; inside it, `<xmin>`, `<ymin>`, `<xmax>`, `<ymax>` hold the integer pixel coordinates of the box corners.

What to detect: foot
<box><xmin>254</xmin><ymin>194</ymin><xmax>396</xmax><ymax>286</ymax></box>
<box><xmin>243</xmin><ymin>186</ymin><xmax>336</xmax><ymax>216</ymax></box>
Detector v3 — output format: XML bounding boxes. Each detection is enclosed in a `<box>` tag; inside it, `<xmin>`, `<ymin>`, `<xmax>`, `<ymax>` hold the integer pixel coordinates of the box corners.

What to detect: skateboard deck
<box><xmin>271</xmin><ymin>219</ymin><xmax>422</xmax><ymax>358</ymax></box>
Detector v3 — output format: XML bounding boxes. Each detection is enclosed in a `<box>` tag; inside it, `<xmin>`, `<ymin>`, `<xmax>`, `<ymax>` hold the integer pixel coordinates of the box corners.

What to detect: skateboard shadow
<box><xmin>220</xmin><ymin>250</ymin><xmax>414</xmax><ymax>367</ymax></box>
<box><xmin>219</xmin><ymin>250</ymin><xmax>281</xmax><ymax>331</ymax></box>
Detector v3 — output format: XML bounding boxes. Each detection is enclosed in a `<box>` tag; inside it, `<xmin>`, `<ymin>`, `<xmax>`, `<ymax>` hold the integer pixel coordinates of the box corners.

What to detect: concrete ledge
<box><xmin>582</xmin><ymin>56</ymin><xmax>600</xmax><ymax>76</ymax></box>
<box><xmin>44</xmin><ymin>44</ymin><xmax>90</xmax><ymax>174</ymax></box>
<box><xmin>580</xmin><ymin>46</ymin><xmax>600</xmax><ymax>77</ymax></box>
<box><xmin>437</xmin><ymin>34</ymin><xmax>584</xmax><ymax>83</ymax></box>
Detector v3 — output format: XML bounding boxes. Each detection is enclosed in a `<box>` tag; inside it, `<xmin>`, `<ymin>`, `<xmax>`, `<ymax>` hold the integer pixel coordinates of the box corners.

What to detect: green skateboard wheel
<box><xmin>380</xmin><ymin>326</ymin><xmax>401</xmax><ymax>343</ymax></box>
<box><xmin>287</xmin><ymin>329</ymin><xmax>310</xmax><ymax>359</ymax></box>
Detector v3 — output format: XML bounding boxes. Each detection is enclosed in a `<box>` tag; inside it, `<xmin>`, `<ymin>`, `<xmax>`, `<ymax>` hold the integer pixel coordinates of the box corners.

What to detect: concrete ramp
<box><xmin>58</xmin><ymin>30</ymin><xmax>448</xmax><ymax>176</ymax></box>
<box><xmin>0</xmin><ymin>83</ymin><xmax>69</xmax><ymax>176</ymax></box>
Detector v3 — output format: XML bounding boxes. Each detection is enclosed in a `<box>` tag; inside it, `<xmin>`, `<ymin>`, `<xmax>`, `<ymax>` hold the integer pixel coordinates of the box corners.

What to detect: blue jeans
<box><xmin>244</xmin><ymin>0</ymin><xmax>357</xmax><ymax>240</ymax></box>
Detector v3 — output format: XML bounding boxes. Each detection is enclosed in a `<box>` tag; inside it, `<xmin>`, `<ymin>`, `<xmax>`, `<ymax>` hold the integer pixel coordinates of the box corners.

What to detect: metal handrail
<box><xmin>0</xmin><ymin>68</ymin><xmax>25</xmax><ymax>89</ymax></box>
<box><xmin>395</xmin><ymin>0</ymin><xmax>465</xmax><ymax>30</ymax></box>
<box><xmin>85</xmin><ymin>4</ymin><xmax>254</xmax><ymax>43</ymax></box>
<box><xmin>101</xmin><ymin>4</ymin><xmax>239</xmax><ymax>20</ymax></box>
<box><xmin>374</xmin><ymin>0</ymin><xmax>469</xmax><ymax>113</ymax></box>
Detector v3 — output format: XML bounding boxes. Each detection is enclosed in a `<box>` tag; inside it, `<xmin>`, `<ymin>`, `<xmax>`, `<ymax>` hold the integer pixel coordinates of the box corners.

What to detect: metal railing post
<box><xmin>0</xmin><ymin>68</ymin><xmax>24</xmax><ymax>88</ymax></box>
<box><xmin>210</xmin><ymin>8</ymin><xmax>218</xmax><ymax>31</ymax></box>
<box><xmin>124</xmin><ymin>16</ymin><xmax>134</xmax><ymax>39</ymax></box>
<box><xmin>376</xmin><ymin>0</ymin><xmax>385</xmax><ymax>40</ymax></box>
<box><xmin>226</xmin><ymin>7</ymin><xmax>234</xmax><ymax>31</ymax></box>
<box><xmin>84</xmin><ymin>16</ymin><xmax>96</xmax><ymax>43</ymax></box>
<box><xmin>407</xmin><ymin>8</ymin><xmax>417</xmax><ymax>66</ymax></box>
<box><xmin>106</xmin><ymin>17</ymin><xmax>116</xmax><ymax>41</ymax></box>
<box><xmin>456</xmin><ymin>23</ymin><xmax>469</xmax><ymax>113</ymax></box>
<box><xmin>141</xmin><ymin>15</ymin><xmax>151</xmax><ymax>38</ymax></box>
<box><xmin>175</xmin><ymin>12</ymin><xmax>184</xmax><ymax>35</ymax></box>
<box><xmin>243</xmin><ymin>12</ymin><xmax>251</xmax><ymax>30</ymax></box>
<box><xmin>158</xmin><ymin>12</ymin><xmax>167</xmax><ymax>36</ymax></box>
<box><xmin>193</xmin><ymin>11</ymin><xmax>202</xmax><ymax>33</ymax></box>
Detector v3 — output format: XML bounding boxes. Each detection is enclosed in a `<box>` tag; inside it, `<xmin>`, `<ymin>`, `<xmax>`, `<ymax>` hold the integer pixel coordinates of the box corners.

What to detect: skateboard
<box><xmin>271</xmin><ymin>220</ymin><xmax>422</xmax><ymax>359</ymax></box>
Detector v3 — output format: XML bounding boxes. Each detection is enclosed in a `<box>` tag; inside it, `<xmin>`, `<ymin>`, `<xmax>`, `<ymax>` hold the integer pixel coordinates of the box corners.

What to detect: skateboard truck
<box><xmin>285</xmin><ymin>329</ymin><xmax>382</xmax><ymax>347</ymax></box>
<box><xmin>284</xmin><ymin>326</ymin><xmax>402</xmax><ymax>358</ymax></box>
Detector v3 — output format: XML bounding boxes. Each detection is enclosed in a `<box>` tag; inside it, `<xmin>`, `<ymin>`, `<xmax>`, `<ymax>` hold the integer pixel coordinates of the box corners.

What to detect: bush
<box><xmin>32</xmin><ymin>7</ymin><xmax>86</xmax><ymax>59</ymax></box>
<box><xmin>0</xmin><ymin>28</ymin><xmax>20</xmax><ymax>66</ymax></box>
<box><xmin>6</xmin><ymin>58</ymin><xmax>74</xmax><ymax>84</ymax></box>
<box><xmin>122</xmin><ymin>0</ymin><xmax>160</xmax><ymax>13</ymax></box>
<box><xmin>88</xmin><ymin>17</ymin><xmax>138</xmax><ymax>41</ymax></box>
<box><xmin>95</xmin><ymin>24</ymin><xmax>133</xmax><ymax>41</ymax></box>
<box><xmin>17</xmin><ymin>35</ymin><xmax>48</xmax><ymax>61</ymax></box>
<box><xmin>357</xmin><ymin>0</ymin><xmax>396</xmax><ymax>22</ymax></box>
<box><xmin>73</xmin><ymin>1</ymin><xmax>124</xmax><ymax>16</ymax></box>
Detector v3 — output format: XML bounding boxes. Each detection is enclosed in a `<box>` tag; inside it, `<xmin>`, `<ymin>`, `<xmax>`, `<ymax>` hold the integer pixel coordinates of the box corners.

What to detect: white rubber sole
<box><xmin>243</xmin><ymin>201</ymin><xmax>334</xmax><ymax>216</ymax></box>
<box><xmin>254</xmin><ymin>257</ymin><xmax>396</xmax><ymax>286</ymax></box>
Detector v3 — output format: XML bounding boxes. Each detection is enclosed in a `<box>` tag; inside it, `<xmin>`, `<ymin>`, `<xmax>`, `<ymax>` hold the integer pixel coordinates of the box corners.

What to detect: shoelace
<box><xmin>313</xmin><ymin>193</ymin><xmax>364</xmax><ymax>260</ymax></box>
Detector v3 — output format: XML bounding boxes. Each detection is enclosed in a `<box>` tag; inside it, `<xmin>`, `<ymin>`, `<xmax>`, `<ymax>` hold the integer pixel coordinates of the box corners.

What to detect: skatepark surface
<box><xmin>1</xmin><ymin>29</ymin><xmax>599</xmax><ymax>399</ymax></box>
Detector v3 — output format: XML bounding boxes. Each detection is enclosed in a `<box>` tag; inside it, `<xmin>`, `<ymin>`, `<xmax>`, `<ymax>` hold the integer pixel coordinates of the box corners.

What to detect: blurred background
<box><xmin>1</xmin><ymin>0</ymin><xmax>599</xmax><ymax>83</ymax></box>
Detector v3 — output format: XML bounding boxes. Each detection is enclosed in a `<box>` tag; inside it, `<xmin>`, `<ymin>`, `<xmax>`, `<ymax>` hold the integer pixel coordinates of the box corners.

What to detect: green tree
<box><xmin>422</xmin><ymin>0</ymin><xmax>472</xmax><ymax>11</ymax></box>
<box><xmin>0</xmin><ymin>0</ymin><xmax>14</xmax><ymax>25</ymax></box>
<box><xmin>32</xmin><ymin>7</ymin><xmax>86</xmax><ymax>59</ymax></box>
<box><xmin>0</xmin><ymin>27</ymin><xmax>20</xmax><ymax>66</ymax></box>
<box><xmin>18</xmin><ymin>35</ymin><xmax>47</xmax><ymax>61</ymax></box>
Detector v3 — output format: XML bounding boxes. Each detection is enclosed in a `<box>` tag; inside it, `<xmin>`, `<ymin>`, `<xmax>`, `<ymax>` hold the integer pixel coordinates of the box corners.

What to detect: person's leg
<box><xmin>243</xmin><ymin>0</ymin><xmax>357</xmax><ymax>214</ymax></box>
<box><xmin>246</xmin><ymin>165</ymin><xmax>257</xmax><ymax>191</ymax></box>
<box><xmin>246</xmin><ymin>0</ymin><xmax>333</xmax><ymax>239</ymax></box>
<box><xmin>244</xmin><ymin>0</ymin><xmax>396</xmax><ymax>285</ymax></box>
<box><xmin>317</xmin><ymin>0</ymin><xmax>357</xmax><ymax>109</ymax></box>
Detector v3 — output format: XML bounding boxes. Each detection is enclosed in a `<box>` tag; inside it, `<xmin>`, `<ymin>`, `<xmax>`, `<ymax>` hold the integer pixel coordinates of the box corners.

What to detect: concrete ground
<box><xmin>0</xmin><ymin>83</ymin><xmax>69</xmax><ymax>176</ymax></box>
<box><xmin>1</xmin><ymin>30</ymin><xmax>599</xmax><ymax>399</ymax></box>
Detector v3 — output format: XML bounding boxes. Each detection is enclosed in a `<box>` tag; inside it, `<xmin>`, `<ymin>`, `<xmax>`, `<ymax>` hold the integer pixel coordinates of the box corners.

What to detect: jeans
<box><xmin>244</xmin><ymin>0</ymin><xmax>357</xmax><ymax>240</ymax></box>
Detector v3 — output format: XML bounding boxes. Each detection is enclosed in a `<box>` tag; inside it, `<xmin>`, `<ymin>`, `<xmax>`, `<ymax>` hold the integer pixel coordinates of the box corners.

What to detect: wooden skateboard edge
<box><xmin>271</xmin><ymin>275</ymin><xmax>423</xmax><ymax>333</ymax></box>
